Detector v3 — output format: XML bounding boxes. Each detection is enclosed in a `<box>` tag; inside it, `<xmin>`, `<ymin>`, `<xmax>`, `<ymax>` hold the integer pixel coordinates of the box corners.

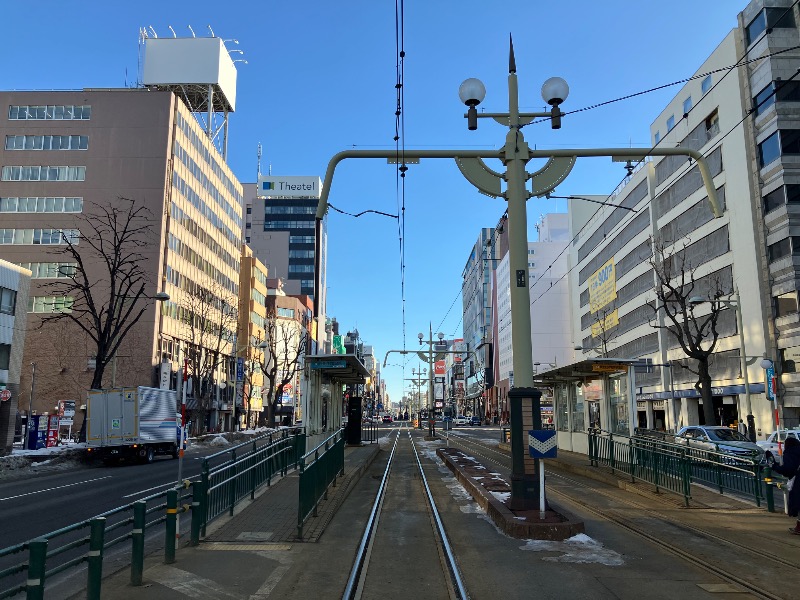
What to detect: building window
<box><xmin>763</xmin><ymin>185</ymin><xmax>800</xmax><ymax>213</ymax></box>
<box><xmin>701</xmin><ymin>74</ymin><xmax>712</xmax><ymax>95</ymax></box>
<box><xmin>746</xmin><ymin>7</ymin><xmax>796</xmax><ymax>46</ymax></box>
<box><xmin>759</xmin><ymin>132</ymin><xmax>781</xmax><ymax>167</ymax></box>
<box><xmin>654</xmin><ymin>131</ymin><xmax>661</xmax><ymax>144</ymax></box>
<box><xmin>5</xmin><ymin>135</ymin><xmax>88</xmax><ymax>151</ymax></box>
<box><xmin>754</xmin><ymin>83</ymin><xmax>777</xmax><ymax>116</ymax></box>
<box><xmin>245</xmin><ymin>222</ymin><xmax>251</xmax><ymax>229</ymax></box>
<box><xmin>246</xmin><ymin>207</ymin><xmax>252</xmax><ymax>214</ymax></box>
<box><xmin>1</xmin><ymin>166</ymin><xmax>85</xmax><ymax>181</ymax></box>
<box><xmin>775</xmin><ymin>291</ymin><xmax>799</xmax><ymax>318</ymax></box>
<box><xmin>288</xmin><ymin>264</ymin><xmax>314</xmax><ymax>273</ymax></box>
<box><xmin>0</xmin><ymin>287</ymin><xmax>16</xmax><ymax>314</ymax></box>
<box><xmin>245</xmin><ymin>236</ymin><xmax>250</xmax><ymax>243</ymax></box>
<box><xmin>768</xmin><ymin>237</ymin><xmax>792</xmax><ymax>262</ymax></box>
<box><xmin>0</xmin><ymin>197</ymin><xmax>83</xmax><ymax>213</ymax></box>
<box><xmin>666</xmin><ymin>115</ymin><xmax>675</xmax><ymax>131</ymax></box>
<box><xmin>0</xmin><ymin>344</ymin><xmax>9</xmax><ymax>370</ymax></box>
<box><xmin>290</xmin><ymin>235</ymin><xmax>315</xmax><ymax>244</ymax></box>
<box><xmin>27</xmin><ymin>295</ymin><xmax>74</xmax><ymax>313</ymax></box>
<box><xmin>682</xmin><ymin>96</ymin><xmax>692</xmax><ymax>116</ymax></box>
<box><xmin>8</xmin><ymin>105</ymin><xmax>91</xmax><ymax>120</ymax></box>
<box><xmin>277</xmin><ymin>307</ymin><xmax>295</xmax><ymax>318</ymax></box>
<box><xmin>705</xmin><ymin>110</ymin><xmax>719</xmax><ymax>136</ymax></box>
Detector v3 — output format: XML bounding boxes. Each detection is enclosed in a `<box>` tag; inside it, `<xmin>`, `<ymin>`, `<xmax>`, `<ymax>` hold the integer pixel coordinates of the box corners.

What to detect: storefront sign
<box><xmin>592</xmin><ymin>363</ymin><xmax>628</xmax><ymax>373</ymax></box>
<box><xmin>589</xmin><ymin>258</ymin><xmax>616</xmax><ymax>312</ymax></box>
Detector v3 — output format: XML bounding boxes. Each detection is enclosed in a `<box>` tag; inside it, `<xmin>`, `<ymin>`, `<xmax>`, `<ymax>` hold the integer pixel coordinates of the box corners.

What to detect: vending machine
<box><xmin>46</xmin><ymin>415</ymin><xmax>59</xmax><ymax>447</ymax></box>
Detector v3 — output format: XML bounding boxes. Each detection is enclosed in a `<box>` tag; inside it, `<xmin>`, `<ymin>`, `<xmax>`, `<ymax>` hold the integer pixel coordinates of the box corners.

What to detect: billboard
<box><xmin>590</xmin><ymin>309</ymin><xmax>619</xmax><ymax>337</ymax></box>
<box><xmin>258</xmin><ymin>176</ymin><xmax>322</xmax><ymax>199</ymax></box>
<box><xmin>589</xmin><ymin>258</ymin><xmax>616</xmax><ymax>313</ymax></box>
<box><xmin>434</xmin><ymin>361</ymin><xmax>446</xmax><ymax>376</ymax></box>
<box><xmin>452</xmin><ymin>339</ymin><xmax>464</xmax><ymax>361</ymax></box>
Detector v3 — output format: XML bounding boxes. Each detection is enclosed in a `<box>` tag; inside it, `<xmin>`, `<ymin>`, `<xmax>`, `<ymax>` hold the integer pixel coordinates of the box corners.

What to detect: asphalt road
<box><xmin>0</xmin><ymin>446</ymin><xmax>221</xmax><ymax>548</ymax></box>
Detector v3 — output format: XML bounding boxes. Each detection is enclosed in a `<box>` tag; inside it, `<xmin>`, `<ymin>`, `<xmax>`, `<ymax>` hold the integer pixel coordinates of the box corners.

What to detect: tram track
<box><xmin>445</xmin><ymin>430</ymin><xmax>794</xmax><ymax>600</ymax></box>
<box><xmin>343</xmin><ymin>426</ymin><xmax>468</xmax><ymax>600</ymax></box>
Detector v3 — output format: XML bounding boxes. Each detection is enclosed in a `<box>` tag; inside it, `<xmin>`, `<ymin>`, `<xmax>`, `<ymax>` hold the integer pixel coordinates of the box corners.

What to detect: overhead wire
<box><xmin>394</xmin><ymin>0</ymin><xmax>407</xmax><ymax>371</ymax></box>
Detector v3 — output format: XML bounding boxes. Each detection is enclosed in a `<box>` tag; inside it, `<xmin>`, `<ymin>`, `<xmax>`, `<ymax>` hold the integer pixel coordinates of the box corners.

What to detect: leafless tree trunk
<box><xmin>258</xmin><ymin>310</ymin><xmax>307</xmax><ymax>428</ymax></box>
<box><xmin>648</xmin><ymin>238</ymin><xmax>729</xmax><ymax>426</ymax></box>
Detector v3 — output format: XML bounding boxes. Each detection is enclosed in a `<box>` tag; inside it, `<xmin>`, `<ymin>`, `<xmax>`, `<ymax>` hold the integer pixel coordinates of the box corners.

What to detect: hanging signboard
<box><xmin>591</xmin><ymin>309</ymin><xmax>619</xmax><ymax>337</ymax></box>
<box><xmin>589</xmin><ymin>258</ymin><xmax>616</xmax><ymax>313</ymax></box>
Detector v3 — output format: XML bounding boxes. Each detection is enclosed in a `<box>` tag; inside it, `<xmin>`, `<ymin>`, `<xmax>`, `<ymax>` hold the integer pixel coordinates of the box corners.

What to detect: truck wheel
<box><xmin>171</xmin><ymin>444</ymin><xmax>179</xmax><ymax>459</ymax></box>
<box><xmin>145</xmin><ymin>447</ymin><xmax>155</xmax><ymax>464</ymax></box>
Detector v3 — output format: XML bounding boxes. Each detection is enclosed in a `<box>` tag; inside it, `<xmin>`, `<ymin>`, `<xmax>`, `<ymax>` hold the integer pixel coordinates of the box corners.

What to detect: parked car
<box><xmin>382</xmin><ymin>415</ymin><xmax>393</xmax><ymax>424</ymax></box>
<box><xmin>454</xmin><ymin>415</ymin><xmax>469</xmax><ymax>426</ymax></box>
<box><xmin>470</xmin><ymin>416</ymin><xmax>482</xmax><ymax>426</ymax></box>
<box><xmin>674</xmin><ymin>425</ymin><xmax>765</xmax><ymax>461</ymax></box>
<box><xmin>757</xmin><ymin>429</ymin><xmax>800</xmax><ymax>465</ymax></box>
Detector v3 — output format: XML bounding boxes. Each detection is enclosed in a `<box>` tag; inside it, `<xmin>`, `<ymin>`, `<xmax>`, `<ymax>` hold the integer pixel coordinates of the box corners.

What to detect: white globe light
<box><xmin>458</xmin><ymin>78</ymin><xmax>486</xmax><ymax>106</ymax></box>
<box><xmin>541</xmin><ymin>77</ymin><xmax>569</xmax><ymax>106</ymax></box>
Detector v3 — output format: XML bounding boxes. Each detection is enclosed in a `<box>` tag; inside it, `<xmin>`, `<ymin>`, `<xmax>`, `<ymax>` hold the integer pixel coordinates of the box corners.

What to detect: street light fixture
<box><xmin>688</xmin><ymin>291</ymin><xmax>755</xmax><ymax>441</ymax></box>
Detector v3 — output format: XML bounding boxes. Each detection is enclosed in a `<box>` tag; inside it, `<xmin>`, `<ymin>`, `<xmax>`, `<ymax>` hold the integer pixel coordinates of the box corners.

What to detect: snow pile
<box><xmin>522</xmin><ymin>533</ymin><xmax>625</xmax><ymax>565</ymax></box>
<box><xmin>208</xmin><ymin>435</ymin><xmax>231</xmax><ymax>447</ymax></box>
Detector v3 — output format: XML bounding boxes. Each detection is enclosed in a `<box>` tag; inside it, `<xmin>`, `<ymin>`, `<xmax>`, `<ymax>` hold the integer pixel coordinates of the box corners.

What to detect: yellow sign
<box><xmin>590</xmin><ymin>308</ymin><xmax>619</xmax><ymax>338</ymax></box>
<box><xmin>592</xmin><ymin>363</ymin><xmax>628</xmax><ymax>373</ymax></box>
<box><xmin>589</xmin><ymin>258</ymin><xmax>616</xmax><ymax>313</ymax></box>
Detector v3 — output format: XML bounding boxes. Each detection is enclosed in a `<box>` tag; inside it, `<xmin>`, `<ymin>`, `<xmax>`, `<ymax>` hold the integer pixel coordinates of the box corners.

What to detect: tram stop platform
<box><xmin>79</xmin><ymin>430</ymin><xmax>800</xmax><ymax>600</ymax></box>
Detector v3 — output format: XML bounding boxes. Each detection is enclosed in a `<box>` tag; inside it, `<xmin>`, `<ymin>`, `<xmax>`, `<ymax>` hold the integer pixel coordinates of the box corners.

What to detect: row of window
<box><xmin>172</xmin><ymin>172</ymin><xmax>241</xmax><ymax>248</ymax></box>
<box><xmin>252</xmin><ymin>288</ymin><xmax>266</xmax><ymax>308</ymax></box>
<box><xmin>277</xmin><ymin>307</ymin><xmax>295</xmax><ymax>318</ymax></box>
<box><xmin>174</xmin><ymin>140</ymin><xmax>242</xmax><ymax>230</ymax></box>
<box><xmin>15</xmin><ymin>262</ymin><xmax>77</xmax><ymax>279</ymax></box>
<box><xmin>8</xmin><ymin>105</ymin><xmax>91</xmax><ymax>120</ymax></box>
<box><xmin>0</xmin><ymin>228</ymin><xmax>79</xmax><ymax>245</ymax></box>
<box><xmin>5</xmin><ymin>135</ymin><xmax>88</xmax><ymax>151</ymax></box>
<box><xmin>0</xmin><ymin>196</ymin><xmax>83</xmax><ymax>213</ymax></box>
<box><xmin>175</xmin><ymin>112</ymin><xmax>243</xmax><ymax>208</ymax></box>
<box><xmin>289</xmin><ymin>249</ymin><xmax>315</xmax><ymax>259</ymax></box>
<box><xmin>1</xmin><ymin>165</ymin><xmax>85</xmax><ymax>181</ymax></box>
<box><xmin>0</xmin><ymin>287</ymin><xmax>17</xmax><ymax>315</ymax></box>
<box><xmin>265</xmin><ymin>220</ymin><xmax>315</xmax><ymax>230</ymax></box>
<box><xmin>28</xmin><ymin>295</ymin><xmax>74</xmax><ymax>313</ymax></box>
<box><xmin>754</xmin><ymin>81</ymin><xmax>800</xmax><ymax>117</ymax></box>
<box><xmin>654</xmin><ymin>76</ymin><xmax>713</xmax><ymax>144</ymax></box>
<box><xmin>290</xmin><ymin>236</ymin><xmax>315</xmax><ymax>244</ymax></box>
<box><xmin>265</xmin><ymin>205</ymin><xmax>316</xmax><ymax>215</ymax></box>
<box><xmin>764</xmin><ymin>184</ymin><xmax>800</xmax><ymax>213</ymax></box>
<box><xmin>288</xmin><ymin>264</ymin><xmax>314</xmax><ymax>273</ymax></box>
<box><xmin>159</xmin><ymin>300</ymin><xmax>236</xmax><ymax>343</ymax></box>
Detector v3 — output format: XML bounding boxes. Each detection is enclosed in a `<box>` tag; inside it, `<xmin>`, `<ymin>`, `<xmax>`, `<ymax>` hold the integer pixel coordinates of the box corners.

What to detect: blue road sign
<box><xmin>528</xmin><ymin>430</ymin><xmax>557</xmax><ymax>458</ymax></box>
<box><xmin>236</xmin><ymin>357</ymin><xmax>244</xmax><ymax>381</ymax></box>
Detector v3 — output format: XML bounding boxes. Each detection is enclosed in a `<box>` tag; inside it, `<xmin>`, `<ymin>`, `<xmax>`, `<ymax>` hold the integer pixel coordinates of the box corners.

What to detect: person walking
<box><xmin>771</xmin><ymin>436</ymin><xmax>800</xmax><ymax>534</ymax></box>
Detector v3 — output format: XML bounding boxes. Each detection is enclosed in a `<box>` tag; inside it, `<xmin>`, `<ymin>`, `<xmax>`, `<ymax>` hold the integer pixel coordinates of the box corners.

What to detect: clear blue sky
<box><xmin>4</xmin><ymin>1</ymin><xmax>744</xmax><ymax>406</ymax></box>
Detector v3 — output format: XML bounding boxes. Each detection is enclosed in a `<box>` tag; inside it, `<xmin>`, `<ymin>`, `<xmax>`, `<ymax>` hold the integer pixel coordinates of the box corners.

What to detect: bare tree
<box><xmin>589</xmin><ymin>305</ymin><xmax>619</xmax><ymax>356</ymax></box>
<box><xmin>257</xmin><ymin>308</ymin><xmax>307</xmax><ymax>428</ymax></box>
<box><xmin>648</xmin><ymin>238</ymin><xmax>730</xmax><ymax>426</ymax></box>
<box><xmin>39</xmin><ymin>198</ymin><xmax>154</xmax><ymax>390</ymax></box>
<box><xmin>180</xmin><ymin>282</ymin><xmax>238</xmax><ymax>432</ymax></box>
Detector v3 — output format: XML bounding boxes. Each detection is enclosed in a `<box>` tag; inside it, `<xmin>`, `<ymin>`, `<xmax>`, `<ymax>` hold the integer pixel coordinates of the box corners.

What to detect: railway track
<box><xmin>343</xmin><ymin>426</ymin><xmax>468</xmax><ymax>600</ymax></box>
<box><xmin>445</xmin><ymin>430</ymin><xmax>796</xmax><ymax>600</ymax></box>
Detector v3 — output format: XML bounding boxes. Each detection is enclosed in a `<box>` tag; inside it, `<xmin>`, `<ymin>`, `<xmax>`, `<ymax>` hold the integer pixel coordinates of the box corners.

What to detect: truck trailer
<box><xmin>86</xmin><ymin>386</ymin><xmax>179</xmax><ymax>464</ymax></box>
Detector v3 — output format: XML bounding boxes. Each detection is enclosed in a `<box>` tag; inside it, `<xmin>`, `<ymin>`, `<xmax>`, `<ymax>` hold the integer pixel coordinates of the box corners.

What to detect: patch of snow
<box><xmin>521</xmin><ymin>534</ymin><xmax>624</xmax><ymax>566</ymax></box>
<box><xmin>490</xmin><ymin>491</ymin><xmax>511</xmax><ymax>501</ymax></box>
<box><xmin>208</xmin><ymin>435</ymin><xmax>231</xmax><ymax>447</ymax></box>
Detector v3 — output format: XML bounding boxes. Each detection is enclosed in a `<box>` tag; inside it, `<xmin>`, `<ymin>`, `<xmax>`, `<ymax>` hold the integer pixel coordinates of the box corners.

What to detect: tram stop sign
<box><xmin>0</xmin><ymin>389</ymin><xmax>11</xmax><ymax>402</ymax></box>
<box><xmin>528</xmin><ymin>430</ymin><xmax>557</xmax><ymax>459</ymax></box>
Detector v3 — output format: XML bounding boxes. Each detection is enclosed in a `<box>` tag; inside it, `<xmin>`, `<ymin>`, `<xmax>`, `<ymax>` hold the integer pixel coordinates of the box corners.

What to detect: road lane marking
<box><xmin>0</xmin><ymin>476</ymin><xmax>112</xmax><ymax>502</ymax></box>
<box><xmin>147</xmin><ymin>564</ymin><xmax>243</xmax><ymax>599</ymax></box>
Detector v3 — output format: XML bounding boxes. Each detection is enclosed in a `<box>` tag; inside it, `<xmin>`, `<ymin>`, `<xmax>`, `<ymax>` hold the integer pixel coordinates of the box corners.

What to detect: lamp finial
<box><xmin>509</xmin><ymin>34</ymin><xmax>516</xmax><ymax>74</ymax></box>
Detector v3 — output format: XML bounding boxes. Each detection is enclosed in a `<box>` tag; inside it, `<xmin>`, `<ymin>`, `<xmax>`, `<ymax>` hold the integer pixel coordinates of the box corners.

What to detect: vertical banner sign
<box><xmin>766</xmin><ymin>365</ymin><xmax>776</xmax><ymax>400</ymax></box>
<box><xmin>434</xmin><ymin>361</ymin><xmax>446</xmax><ymax>377</ymax></box>
<box><xmin>236</xmin><ymin>358</ymin><xmax>244</xmax><ymax>381</ymax></box>
<box><xmin>333</xmin><ymin>335</ymin><xmax>344</xmax><ymax>355</ymax></box>
<box><xmin>589</xmin><ymin>258</ymin><xmax>616</xmax><ymax>313</ymax></box>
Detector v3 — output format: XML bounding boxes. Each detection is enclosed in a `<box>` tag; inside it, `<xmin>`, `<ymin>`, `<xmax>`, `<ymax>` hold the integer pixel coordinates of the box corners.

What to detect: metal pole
<box><xmin>26</xmin><ymin>362</ymin><xmax>36</xmax><ymax>446</ymax></box>
<box><xmin>733</xmin><ymin>290</ymin><xmax>755</xmax><ymax>441</ymax></box>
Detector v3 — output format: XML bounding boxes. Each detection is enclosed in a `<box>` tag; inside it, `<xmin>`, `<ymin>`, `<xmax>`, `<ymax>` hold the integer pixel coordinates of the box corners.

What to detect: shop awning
<box><xmin>533</xmin><ymin>358</ymin><xmax>644</xmax><ymax>386</ymax></box>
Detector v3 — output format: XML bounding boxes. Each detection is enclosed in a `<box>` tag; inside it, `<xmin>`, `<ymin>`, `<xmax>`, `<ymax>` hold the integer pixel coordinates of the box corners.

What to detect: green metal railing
<box><xmin>0</xmin><ymin>430</ymin><xmax>304</xmax><ymax>599</ymax></box>
<box><xmin>297</xmin><ymin>430</ymin><xmax>345</xmax><ymax>538</ymax></box>
<box><xmin>588</xmin><ymin>429</ymin><xmax>766</xmax><ymax>508</ymax></box>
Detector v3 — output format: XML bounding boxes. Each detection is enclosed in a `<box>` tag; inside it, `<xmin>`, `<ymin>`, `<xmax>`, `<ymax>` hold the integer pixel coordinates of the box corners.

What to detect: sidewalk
<box><xmin>88</xmin><ymin>442</ymin><xmax>380</xmax><ymax>599</ymax></box>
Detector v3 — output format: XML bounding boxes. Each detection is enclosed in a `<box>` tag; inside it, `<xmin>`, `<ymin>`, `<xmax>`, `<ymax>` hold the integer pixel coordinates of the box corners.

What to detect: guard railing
<box><xmin>297</xmin><ymin>429</ymin><xmax>345</xmax><ymax>538</ymax></box>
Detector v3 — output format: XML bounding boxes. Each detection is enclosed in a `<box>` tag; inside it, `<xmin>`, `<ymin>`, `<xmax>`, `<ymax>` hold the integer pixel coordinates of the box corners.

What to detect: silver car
<box><xmin>674</xmin><ymin>426</ymin><xmax>765</xmax><ymax>461</ymax></box>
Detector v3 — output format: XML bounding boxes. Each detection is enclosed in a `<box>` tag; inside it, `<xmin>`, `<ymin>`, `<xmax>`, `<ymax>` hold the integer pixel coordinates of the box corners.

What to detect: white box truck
<box><xmin>86</xmin><ymin>386</ymin><xmax>179</xmax><ymax>464</ymax></box>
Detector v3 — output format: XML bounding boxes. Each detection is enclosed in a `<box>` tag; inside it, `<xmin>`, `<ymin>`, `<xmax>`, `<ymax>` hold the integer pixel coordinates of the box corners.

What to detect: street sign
<box><xmin>332</xmin><ymin>335</ymin><xmax>344</xmax><ymax>354</ymax></box>
<box><xmin>236</xmin><ymin>357</ymin><xmax>245</xmax><ymax>381</ymax></box>
<box><xmin>766</xmin><ymin>366</ymin><xmax>776</xmax><ymax>400</ymax></box>
<box><xmin>528</xmin><ymin>430</ymin><xmax>557</xmax><ymax>458</ymax></box>
<box><xmin>0</xmin><ymin>390</ymin><xmax>11</xmax><ymax>402</ymax></box>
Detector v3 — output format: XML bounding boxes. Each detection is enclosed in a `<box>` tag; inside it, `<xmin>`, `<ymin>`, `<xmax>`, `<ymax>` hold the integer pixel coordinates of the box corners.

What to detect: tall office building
<box><xmin>0</xmin><ymin>37</ymin><xmax>245</xmax><ymax>431</ymax></box>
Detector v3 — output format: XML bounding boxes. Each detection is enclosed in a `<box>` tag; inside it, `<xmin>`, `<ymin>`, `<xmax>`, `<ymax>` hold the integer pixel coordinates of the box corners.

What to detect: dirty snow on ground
<box><xmin>522</xmin><ymin>533</ymin><xmax>625</xmax><ymax>565</ymax></box>
<box><xmin>490</xmin><ymin>491</ymin><xmax>511</xmax><ymax>502</ymax></box>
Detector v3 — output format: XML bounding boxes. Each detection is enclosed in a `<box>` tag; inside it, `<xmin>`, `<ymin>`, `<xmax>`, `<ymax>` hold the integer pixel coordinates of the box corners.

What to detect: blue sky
<box><xmin>4</xmin><ymin>1</ymin><xmax>744</xmax><ymax>406</ymax></box>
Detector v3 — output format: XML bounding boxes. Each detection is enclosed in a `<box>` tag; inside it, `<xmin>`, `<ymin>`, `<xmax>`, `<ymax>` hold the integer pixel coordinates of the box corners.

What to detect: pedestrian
<box><xmin>771</xmin><ymin>436</ymin><xmax>800</xmax><ymax>534</ymax></box>
<box><xmin>737</xmin><ymin>419</ymin><xmax>747</xmax><ymax>436</ymax></box>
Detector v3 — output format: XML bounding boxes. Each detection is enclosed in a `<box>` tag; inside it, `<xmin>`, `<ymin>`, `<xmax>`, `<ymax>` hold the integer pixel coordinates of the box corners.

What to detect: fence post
<box><xmin>26</xmin><ymin>538</ymin><xmax>47</xmax><ymax>600</ymax></box>
<box><xmin>191</xmin><ymin>479</ymin><xmax>205</xmax><ymax>546</ymax></box>
<box><xmin>229</xmin><ymin>450</ymin><xmax>238</xmax><ymax>516</ymax></box>
<box><xmin>764</xmin><ymin>466</ymin><xmax>775</xmax><ymax>513</ymax></box>
<box><xmin>200</xmin><ymin>459</ymin><xmax>210</xmax><ymax>537</ymax></box>
<box><xmin>588</xmin><ymin>430</ymin><xmax>595</xmax><ymax>466</ymax></box>
<box><xmin>86</xmin><ymin>517</ymin><xmax>107</xmax><ymax>600</ymax></box>
<box><xmin>131</xmin><ymin>501</ymin><xmax>147</xmax><ymax>585</ymax></box>
<box><xmin>628</xmin><ymin>438</ymin><xmax>635</xmax><ymax>483</ymax></box>
<box><xmin>165</xmin><ymin>489</ymin><xmax>178</xmax><ymax>564</ymax></box>
<box><xmin>681</xmin><ymin>449</ymin><xmax>691</xmax><ymax>507</ymax></box>
<box><xmin>609</xmin><ymin>433</ymin><xmax>615</xmax><ymax>474</ymax></box>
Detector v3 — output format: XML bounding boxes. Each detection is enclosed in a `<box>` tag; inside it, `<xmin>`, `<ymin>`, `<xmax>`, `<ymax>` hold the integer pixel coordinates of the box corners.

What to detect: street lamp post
<box><xmin>419</xmin><ymin>327</ymin><xmax>445</xmax><ymax>436</ymax></box>
<box><xmin>689</xmin><ymin>290</ymin><xmax>755</xmax><ymax>441</ymax></box>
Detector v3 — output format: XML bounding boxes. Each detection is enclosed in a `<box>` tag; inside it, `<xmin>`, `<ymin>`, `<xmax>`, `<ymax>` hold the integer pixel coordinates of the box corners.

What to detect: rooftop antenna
<box><xmin>207</xmin><ymin>25</ymin><xmax>216</xmax><ymax>37</ymax></box>
<box><xmin>168</xmin><ymin>25</ymin><xmax>177</xmax><ymax>38</ymax></box>
<box><xmin>148</xmin><ymin>26</ymin><xmax>157</xmax><ymax>38</ymax></box>
<box><xmin>257</xmin><ymin>143</ymin><xmax>262</xmax><ymax>178</ymax></box>
<box><xmin>187</xmin><ymin>25</ymin><xmax>196</xmax><ymax>38</ymax></box>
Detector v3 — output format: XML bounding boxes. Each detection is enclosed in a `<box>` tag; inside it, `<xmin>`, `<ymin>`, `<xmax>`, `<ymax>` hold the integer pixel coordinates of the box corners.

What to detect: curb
<box><xmin>437</xmin><ymin>447</ymin><xmax>584</xmax><ymax>540</ymax></box>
